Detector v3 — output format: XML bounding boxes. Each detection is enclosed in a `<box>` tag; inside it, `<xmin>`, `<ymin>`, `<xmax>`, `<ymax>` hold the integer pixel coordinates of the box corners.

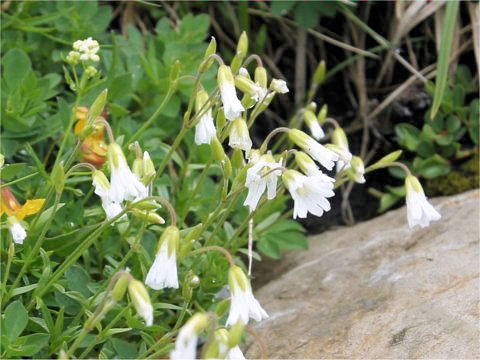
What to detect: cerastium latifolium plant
<box><xmin>1</xmin><ymin>32</ymin><xmax>441</xmax><ymax>359</ymax></box>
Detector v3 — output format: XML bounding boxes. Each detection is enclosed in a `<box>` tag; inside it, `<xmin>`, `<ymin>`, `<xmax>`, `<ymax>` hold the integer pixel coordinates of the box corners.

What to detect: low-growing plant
<box><xmin>1</xmin><ymin>10</ymin><xmax>445</xmax><ymax>360</ymax></box>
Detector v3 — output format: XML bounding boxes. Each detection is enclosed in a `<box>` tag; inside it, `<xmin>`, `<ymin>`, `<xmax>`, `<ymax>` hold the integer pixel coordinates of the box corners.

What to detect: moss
<box><xmin>426</xmin><ymin>155</ymin><xmax>479</xmax><ymax>196</ymax></box>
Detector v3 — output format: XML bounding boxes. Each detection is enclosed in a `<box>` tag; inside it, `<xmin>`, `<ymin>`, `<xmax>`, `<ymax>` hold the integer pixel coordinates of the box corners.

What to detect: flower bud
<box><xmin>210</xmin><ymin>136</ymin><xmax>227</xmax><ymax>162</ymax></box>
<box><xmin>235</xmin><ymin>76</ymin><xmax>265</xmax><ymax>102</ymax></box>
<box><xmin>158</xmin><ymin>225</ymin><xmax>180</xmax><ymax>256</ymax></box>
<box><xmin>88</xmin><ymin>89</ymin><xmax>108</xmax><ymax>125</ymax></box>
<box><xmin>229</xmin><ymin>118</ymin><xmax>252</xmax><ymax>152</ymax></box>
<box><xmin>227</xmin><ymin>321</ymin><xmax>245</xmax><ymax>348</ymax></box>
<box><xmin>317</xmin><ymin>104</ymin><xmax>328</xmax><ymax>125</ymax></box>
<box><xmin>306</xmin><ymin>102</ymin><xmax>317</xmax><ymax>113</ymax></box>
<box><xmin>128</xmin><ymin>279</ymin><xmax>153</xmax><ymax>326</ymax></box>
<box><xmin>204</xmin><ymin>36</ymin><xmax>217</xmax><ymax>59</ymax></box>
<box><xmin>216</xmin><ymin>110</ymin><xmax>226</xmax><ymax>133</ymax></box>
<box><xmin>1</xmin><ymin>186</ymin><xmax>21</xmax><ymax>216</ymax></box>
<box><xmin>313</xmin><ymin>60</ymin><xmax>326</xmax><ymax>85</ymax></box>
<box><xmin>366</xmin><ymin>150</ymin><xmax>403</xmax><ymax>172</ymax></box>
<box><xmin>142</xmin><ymin>151</ymin><xmax>156</xmax><ymax>185</ymax></box>
<box><xmin>85</xmin><ymin>66</ymin><xmax>97</xmax><ymax>78</ymax></box>
<box><xmin>215</xmin><ymin>298</ymin><xmax>231</xmax><ymax>318</ymax></box>
<box><xmin>349</xmin><ymin>156</ymin><xmax>366</xmax><ymax>184</ymax></box>
<box><xmin>332</xmin><ymin>127</ymin><xmax>349</xmax><ymax>150</ymax></box>
<box><xmin>254</xmin><ymin>66</ymin><xmax>268</xmax><ymax>89</ymax></box>
<box><xmin>132</xmin><ymin>158</ymin><xmax>143</xmax><ymax>179</ymax></box>
<box><xmin>270</xmin><ymin>79</ymin><xmax>289</xmax><ymax>94</ymax></box>
<box><xmin>66</xmin><ymin>50</ymin><xmax>80</xmax><ymax>65</ymax></box>
<box><xmin>131</xmin><ymin>209</ymin><xmax>165</xmax><ymax>224</ymax></box>
<box><xmin>231</xmin><ymin>149</ymin><xmax>245</xmax><ymax>170</ymax></box>
<box><xmin>111</xmin><ymin>273</ymin><xmax>130</xmax><ymax>302</ymax></box>
<box><xmin>236</xmin><ymin>31</ymin><xmax>248</xmax><ymax>59</ymax></box>
<box><xmin>51</xmin><ymin>162</ymin><xmax>65</xmax><ymax>194</ymax></box>
<box><xmin>223</xmin><ymin>158</ymin><xmax>232</xmax><ymax>178</ymax></box>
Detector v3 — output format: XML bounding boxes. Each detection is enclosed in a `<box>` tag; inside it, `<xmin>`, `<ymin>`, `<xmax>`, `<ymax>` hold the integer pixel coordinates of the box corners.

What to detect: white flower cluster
<box><xmin>66</xmin><ymin>37</ymin><xmax>100</xmax><ymax>64</ymax></box>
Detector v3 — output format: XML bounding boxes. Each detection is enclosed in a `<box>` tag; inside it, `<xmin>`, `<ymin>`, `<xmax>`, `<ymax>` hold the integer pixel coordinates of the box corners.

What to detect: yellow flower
<box><xmin>0</xmin><ymin>187</ymin><xmax>45</xmax><ymax>220</ymax></box>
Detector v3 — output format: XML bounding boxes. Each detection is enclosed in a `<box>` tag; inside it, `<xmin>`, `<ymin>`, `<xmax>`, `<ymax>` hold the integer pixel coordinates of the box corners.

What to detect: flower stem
<box><xmin>260</xmin><ymin>127</ymin><xmax>290</xmax><ymax>153</ymax></box>
<box><xmin>190</xmin><ymin>245</ymin><xmax>236</xmax><ymax>267</ymax></box>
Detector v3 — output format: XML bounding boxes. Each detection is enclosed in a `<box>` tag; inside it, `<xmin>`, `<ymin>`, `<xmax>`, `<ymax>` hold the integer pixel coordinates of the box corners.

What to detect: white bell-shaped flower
<box><xmin>405</xmin><ymin>175</ymin><xmax>441</xmax><ymax>228</ymax></box>
<box><xmin>283</xmin><ymin>169</ymin><xmax>335</xmax><ymax>219</ymax></box>
<box><xmin>288</xmin><ymin>129</ymin><xmax>338</xmax><ymax>170</ymax></box>
<box><xmin>171</xmin><ymin>313</ymin><xmax>209</xmax><ymax>360</ymax></box>
<box><xmin>229</xmin><ymin>118</ymin><xmax>252</xmax><ymax>152</ymax></box>
<box><xmin>145</xmin><ymin>226</ymin><xmax>179</xmax><ymax>290</ymax></box>
<box><xmin>218</xmin><ymin>65</ymin><xmax>245</xmax><ymax>121</ymax></box>
<box><xmin>194</xmin><ymin>89</ymin><xmax>216</xmax><ymax>145</ymax></box>
<box><xmin>226</xmin><ymin>266</ymin><xmax>268</xmax><ymax>326</ymax></box>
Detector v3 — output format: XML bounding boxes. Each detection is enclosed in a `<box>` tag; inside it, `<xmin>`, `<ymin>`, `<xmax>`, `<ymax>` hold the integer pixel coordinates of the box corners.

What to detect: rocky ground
<box><xmin>246</xmin><ymin>189</ymin><xmax>480</xmax><ymax>359</ymax></box>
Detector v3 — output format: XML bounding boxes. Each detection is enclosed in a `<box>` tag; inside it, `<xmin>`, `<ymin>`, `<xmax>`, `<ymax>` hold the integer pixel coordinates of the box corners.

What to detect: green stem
<box><xmin>0</xmin><ymin>172</ymin><xmax>39</xmax><ymax>188</ymax></box>
<box><xmin>0</xmin><ymin>241</ymin><xmax>14</xmax><ymax>303</ymax></box>
<box><xmin>127</xmin><ymin>84</ymin><xmax>177</xmax><ymax>145</ymax></box>
<box><xmin>179</xmin><ymin>158</ymin><xmax>213</xmax><ymax>224</ymax></box>
<box><xmin>25</xmin><ymin>204</ymin><xmax>132</xmax><ymax>310</ymax></box>
<box><xmin>152</xmin><ymin>126</ymin><xmax>189</xmax><ymax>183</ymax></box>
<box><xmin>78</xmin><ymin>307</ymin><xmax>129</xmax><ymax>359</ymax></box>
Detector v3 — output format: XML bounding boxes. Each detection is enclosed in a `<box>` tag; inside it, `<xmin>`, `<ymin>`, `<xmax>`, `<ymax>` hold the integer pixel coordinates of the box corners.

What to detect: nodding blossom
<box><xmin>304</xmin><ymin>110</ymin><xmax>325</xmax><ymax>140</ymax></box>
<box><xmin>244</xmin><ymin>152</ymin><xmax>283</xmax><ymax>212</ymax></box>
<box><xmin>218</xmin><ymin>65</ymin><xmax>245</xmax><ymax>121</ymax></box>
<box><xmin>283</xmin><ymin>169</ymin><xmax>335</xmax><ymax>219</ymax></box>
<box><xmin>128</xmin><ymin>280</ymin><xmax>154</xmax><ymax>326</ymax></box>
<box><xmin>229</xmin><ymin>118</ymin><xmax>252</xmax><ymax>152</ymax></box>
<box><xmin>270</xmin><ymin>79</ymin><xmax>289</xmax><ymax>94</ymax></box>
<box><xmin>288</xmin><ymin>129</ymin><xmax>339</xmax><ymax>170</ymax></box>
<box><xmin>107</xmin><ymin>143</ymin><xmax>148</xmax><ymax>204</ymax></box>
<box><xmin>145</xmin><ymin>226</ymin><xmax>179</xmax><ymax>290</ymax></box>
<box><xmin>226</xmin><ymin>265</ymin><xmax>268</xmax><ymax>326</ymax></box>
<box><xmin>194</xmin><ymin>89</ymin><xmax>216</xmax><ymax>145</ymax></box>
<box><xmin>171</xmin><ymin>313</ymin><xmax>209</xmax><ymax>360</ymax></box>
<box><xmin>405</xmin><ymin>175</ymin><xmax>441</xmax><ymax>228</ymax></box>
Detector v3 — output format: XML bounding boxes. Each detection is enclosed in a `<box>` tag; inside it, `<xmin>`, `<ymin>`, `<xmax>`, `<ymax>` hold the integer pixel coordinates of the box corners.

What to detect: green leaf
<box><xmin>430</xmin><ymin>1</ymin><xmax>460</xmax><ymax>119</ymax></box>
<box><xmin>378</xmin><ymin>193</ymin><xmax>401</xmax><ymax>213</ymax></box>
<box><xmin>271</xmin><ymin>2</ymin><xmax>296</xmax><ymax>16</ymax></box>
<box><xmin>7</xmin><ymin>333</ymin><xmax>50</xmax><ymax>357</ymax></box>
<box><xmin>395</xmin><ymin>123</ymin><xmax>421</xmax><ymax>151</ymax></box>
<box><xmin>416</xmin><ymin>155</ymin><xmax>451</xmax><ymax>179</ymax></box>
<box><xmin>2</xmin><ymin>300</ymin><xmax>28</xmax><ymax>341</ymax></box>
<box><xmin>65</xmin><ymin>265</ymin><xmax>91</xmax><ymax>297</ymax></box>
<box><xmin>468</xmin><ymin>99</ymin><xmax>479</xmax><ymax>145</ymax></box>
<box><xmin>108</xmin><ymin>74</ymin><xmax>133</xmax><ymax>101</ymax></box>
<box><xmin>111</xmin><ymin>338</ymin><xmax>138</xmax><ymax>359</ymax></box>
<box><xmin>2</xmin><ymin>48</ymin><xmax>32</xmax><ymax>91</ymax></box>
<box><xmin>295</xmin><ymin>3</ymin><xmax>319</xmax><ymax>29</ymax></box>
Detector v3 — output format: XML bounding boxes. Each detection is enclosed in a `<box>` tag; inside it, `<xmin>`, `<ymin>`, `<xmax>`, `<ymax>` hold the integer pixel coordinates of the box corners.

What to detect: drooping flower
<box><xmin>171</xmin><ymin>313</ymin><xmax>209</xmax><ymax>360</ymax></box>
<box><xmin>229</xmin><ymin>118</ymin><xmax>252</xmax><ymax>152</ymax></box>
<box><xmin>194</xmin><ymin>89</ymin><xmax>216</xmax><ymax>145</ymax></box>
<box><xmin>235</xmin><ymin>75</ymin><xmax>266</xmax><ymax>103</ymax></box>
<box><xmin>405</xmin><ymin>175</ymin><xmax>441</xmax><ymax>228</ymax></box>
<box><xmin>282</xmin><ymin>169</ymin><xmax>335</xmax><ymax>219</ymax></box>
<box><xmin>107</xmin><ymin>143</ymin><xmax>148</xmax><ymax>204</ymax></box>
<box><xmin>349</xmin><ymin>156</ymin><xmax>366</xmax><ymax>184</ymax></box>
<box><xmin>304</xmin><ymin>109</ymin><xmax>325</xmax><ymax>140</ymax></box>
<box><xmin>92</xmin><ymin>170</ymin><xmax>124</xmax><ymax>221</ymax></box>
<box><xmin>288</xmin><ymin>129</ymin><xmax>338</xmax><ymax>170</ymax></box>
<box><xmin>214</xmin><ymin>328</ymin><xmax>247</xmax><ymax>360</ymax></box>
<box><xmin>270</xmin><ymin>79</ymin><xmax>289</xmax><ymax>94</ymax></box>
<box><xmin>218</xmin><ymin>65</ymin><xmax>245</xmax><ymax>121</ymax></box>
<box><xmin>226</xmin><ymin>265</ymin><xmax>268</xmax><ymax>326</ymax></box>
<box><xmin>74</xmin><ymin>107</ymin><xmax>107</xmax><ymax>167</ymax></box>
<box><xmin>331</xmin><ymin>127</ymin><xmax>352</xmax><ymax>171</ymax></box>
<box><xmin>244</xmin><ymin>152</ymin><xmax>282</xmax><ymax>212</ymax></box>
<box><xmin>128</xmin><ymin>279</ymin><xmax>154</xmax><ymax>326</ymax></box>
<box><xmin>145</xmin><ymin>225</ymin><xmax>180</xmax><ymax>290</ymax></box>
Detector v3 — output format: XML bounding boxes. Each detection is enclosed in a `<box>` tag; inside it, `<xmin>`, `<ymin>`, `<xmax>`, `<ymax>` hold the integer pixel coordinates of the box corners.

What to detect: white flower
<box><xmin>171</xmin><ymin>313</ymin><xmax>209</xmax><ymax>360</ymax></box>
<box><xmin>194</xmin><ymin>107</ymin><xmax>216</xmax><ymax>145</ymax></box>
<box><xmin>283</xmin><ymin>170</ymin><xmax>335</xmax><ymax>219</ymax></box>
<box><xmin>227</xmin><ymin>266</ymin><xmax>268</xmax><ymax>326</ymax></box>
<box><xmin>405</xmin><ymin>175</ymin><xmax>441</xmax><ymax>228</ymax></box>
<box><xmin>10</xmin><ymin>221</ymin><xmax>27</xmax><ymax>244</ymax></box>
<box><xmin>238</xmin><ymin>67</ymin><xmax>250</xmax><ymax>77</ymax></box>
<box><xmin>218</xmin><ymin>65</ymin><xmax>245</xmax><ymax>121</ymax></box>
<box><xmin>145</xmin><ymin>226</ymin><xmax>180</xmax><ymax>290</ymax></box>
<box><xmin>73</xmin><ymin>37</ymin><xmax>100</xmax><ymax>62</ymax></box>
<box><xmin>107</xmin><ymin>143</ymin><xmax>148</xmax><ymax>204</ymax></box>
<box><xmin>227</xmin><ymin>346</ymin><xmax>246</xmax><ymax>360</ymax></box>
<box><xmin>331</xmin><ymin>128</ymin><xmax>352</xmax><ymax>172</ymax></box>
<box><xmin>304</xmin><ymin>110</ymin><xmax>324</xmax><ymax>140</ymax></box>
<box><xmin>350</xmin><ymin>156</ymin><xmax>366</xmax><ymax>184</ymax></box>
<box><xmin>102</xmin><ymin>201</ymin><xmax>124</xmax><ymax>221</ymax></box>
<box><xmin>128</xmin><ymin>279</ymin><xmax>153</xmax><ymax>326</ymax></box>
<box><xmin>289</xmin><ymin>129</ymin><xmax>339</xmax><ymax>170</ymax></box>
<box><xmin>229</xmin><ymin>118</ymin><xmax>252</xmax><ymax>152</ymax></box>
<box><xmin>270</xmin><ymin>79</ymin><xmax>289</xmax><ymax>94</ymax></box>
<box><xmin>244</xmin><ymin>153</ymin><xmax>282</xmax><ymax>212</ymax></box>
<box><xmin>250</xmin><ymin>82</ymin><xmax>267</xmax><ymax>103</ymax></box>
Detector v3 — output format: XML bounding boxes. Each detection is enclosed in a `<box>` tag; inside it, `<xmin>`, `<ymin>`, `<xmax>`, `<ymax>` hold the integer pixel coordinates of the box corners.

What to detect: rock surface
<box><xmin>246</xmin><ymin>190</ymin><xmax>480</xmax><ymax>359</ymax></box>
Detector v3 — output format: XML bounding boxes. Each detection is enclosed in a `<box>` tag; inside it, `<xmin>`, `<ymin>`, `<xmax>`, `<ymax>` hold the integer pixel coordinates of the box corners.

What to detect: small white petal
<box><xmin>10</xmin><ymin>223</ymin><xmax>27</xmax><ymax>244</ymax></box>
<box><xmin>220</xmin><ymin>83</ymin><xmax>245</xmax><ymax>121</ymax></box>
<box><xmin>145</xmin><ymin>241</ymin><xmax>179</xmax><ymax>290</ymax></box>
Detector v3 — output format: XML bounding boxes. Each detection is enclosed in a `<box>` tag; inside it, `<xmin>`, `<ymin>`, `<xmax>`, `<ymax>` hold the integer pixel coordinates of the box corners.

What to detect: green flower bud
<box><xmin>215</xmin><ymin>298</ymin><xmax>231</xmax><ymax>318</ymax></box>
<box><xmin>236</xmin><ymin>31</ymin><xmax>249</xmax><ymax>58</ymax></box>
<box><xmin>169</xmin><ymin>59</ymin><xmax>181</xmax><ymax>83</ymax></box>
<box><xmin>332</xmin><ymin>127</ymin><xmax>349</xmax><ymax>150</ymax></box>
<box><xmin>88</xmin><ymin>89</ymin><xmax>108</xmax><ymax>125</ymax></box>
<box><xmin>231</xmin><ymin>149</ymin><xmax>245</xmax><ymax>170</ymax></box>
<box><xmin>51</xmin><ymin>162</ymin><xmax>65</xmax><ymax>194</ymax></box>
<box><xmin>313</xmin><ymin>60</ymin><xmax>326</xmax><ymax>85</ymax></box>
<box><xmin>254</xmin><ymin>66</ymin><xmax>268</xmax><ymax>89</ymax></box>
<box><xmin>131</xmin><ymin>209</ymin><xmax>165</xmax><ymax>225</ymax></box>
<box><xmin>210</xmin><ymin>136</ymin><xmax>227</xmax><ymax>162</ymax></box>
<box><xmin>216</xmin><ymin>109</ymin><xmax>227</xmax><ymax>133</ymax></box>
<box><xmin>111</xmin><ymin>273</ymin><xmax>130</xmax><ymax>302</ymax></box>
<box><xmin>317</xmin><ymin>104</ymin><xmax>328</xmax><ymax>125</ymax></box>
<box><xmin>128</xmin><ymin>279</ymin><xmax>153</xmax><ymax>326</ymax></box>
<box><xmin>227</xmin><ymin>321</ymin><xmax>245</xmax><ymax>348</ymax></box>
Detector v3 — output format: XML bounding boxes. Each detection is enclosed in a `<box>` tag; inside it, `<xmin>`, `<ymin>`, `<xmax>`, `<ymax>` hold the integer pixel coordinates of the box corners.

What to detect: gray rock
<box><xmin>246</xmin><ymin>190</ymin><xmax>480</xmax><ymax>359</ymax></box>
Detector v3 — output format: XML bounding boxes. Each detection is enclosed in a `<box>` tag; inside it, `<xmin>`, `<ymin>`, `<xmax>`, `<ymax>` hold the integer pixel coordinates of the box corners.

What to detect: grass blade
<box><xmin>430</xmin><ymin>1</ymin><xmax>460</xmax><ymax>119</ymax></box>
